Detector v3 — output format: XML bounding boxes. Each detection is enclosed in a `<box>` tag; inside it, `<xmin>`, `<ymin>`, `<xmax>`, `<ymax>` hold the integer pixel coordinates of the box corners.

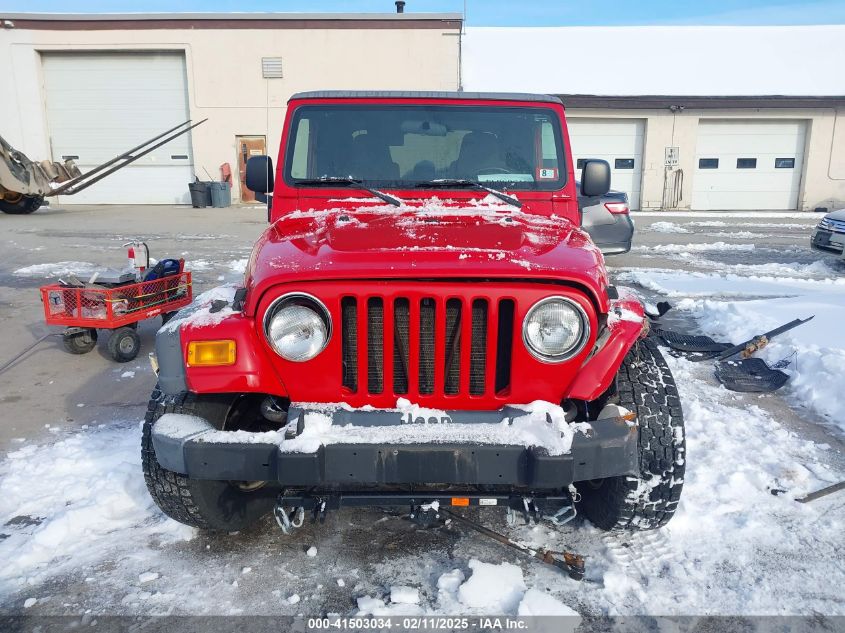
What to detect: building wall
<box><xmin>566</xmin><ymin>108</ymin><xmax>845</xmax><ymax>211</ymax></box>
<box><xmin>0</xmin><ymin>21</ymin><xmax>461</xmax><ymax>202</ymax></box>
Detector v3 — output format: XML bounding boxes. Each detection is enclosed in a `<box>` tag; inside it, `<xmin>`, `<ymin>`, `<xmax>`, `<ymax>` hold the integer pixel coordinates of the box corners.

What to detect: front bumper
<box><xmin>151</xmin><ymin>405</ymin><xmax>639</xmax><ymax>488</ymax></box>
<box><xmin>811</xmin><ymin>228</ymin><xmax>845</xmax><ymax>254</ymax></box>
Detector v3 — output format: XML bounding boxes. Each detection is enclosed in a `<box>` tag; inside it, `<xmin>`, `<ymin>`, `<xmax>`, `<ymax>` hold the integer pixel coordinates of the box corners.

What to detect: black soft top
<box><xmin>290</xmin><ymin>90</ymin><xmax>563</xmax><ymax>105</ymax></box>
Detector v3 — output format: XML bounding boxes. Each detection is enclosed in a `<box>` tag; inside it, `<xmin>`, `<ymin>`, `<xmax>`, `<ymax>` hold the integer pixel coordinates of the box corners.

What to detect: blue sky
<box><xmin>1</xmin><ymin>0</ymin><xmax>844</xmax><ymax>26</ymax></box>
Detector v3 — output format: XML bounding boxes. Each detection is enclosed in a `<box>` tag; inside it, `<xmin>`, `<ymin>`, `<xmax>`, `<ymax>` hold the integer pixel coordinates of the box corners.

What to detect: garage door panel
<box><xmin>568</xmin><ymin>118</ymin><xmax>645</xmax><ymax>210</ymax></box>
<box><xmin>697</xmin><ymin>135</ymin><xmax>806</xmax><ymax>155</ymax></box>
<box><xmin>694</xmin><ymin>191</ymin><xmax>795</xmax><ymax>209</ymax></box>
<box><xmin>692</xmin><ymin>119</ymin><xmax>806</xmax><ymax>210</ymax></box>
<box><xmin>42</xmin><ymin>52</ymin><xmax>192</xmax><ymax>204</ymax></box>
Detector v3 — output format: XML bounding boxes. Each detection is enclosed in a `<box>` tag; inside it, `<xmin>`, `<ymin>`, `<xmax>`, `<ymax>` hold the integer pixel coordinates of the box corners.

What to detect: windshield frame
<box><xmin>282</xmin><ymin>102</ymin><xmax>568</xmax><ymax>192</ymax></box>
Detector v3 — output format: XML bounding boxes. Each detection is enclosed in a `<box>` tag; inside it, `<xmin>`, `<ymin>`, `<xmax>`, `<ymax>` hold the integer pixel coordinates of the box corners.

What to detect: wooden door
<box><xmin>236</xmin><ymin>136</ymin><xmax>267</xmax><ymax>203</ymax></box>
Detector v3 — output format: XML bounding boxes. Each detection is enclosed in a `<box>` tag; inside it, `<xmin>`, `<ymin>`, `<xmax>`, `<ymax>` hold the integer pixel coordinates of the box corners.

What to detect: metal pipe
<box><xmin>441</xmin><ymin>509</ymin><xmax>585</xmax><ymax>580</ymax></box>
<box><xmin>50</xmin><ymin>119</ymin><xmax>199</xmax><ymax>195</ymax></box>
<box><xmin>53</xmin><ymin>119</ymin><xmax>208</xmax><ymax>196</ymax></box>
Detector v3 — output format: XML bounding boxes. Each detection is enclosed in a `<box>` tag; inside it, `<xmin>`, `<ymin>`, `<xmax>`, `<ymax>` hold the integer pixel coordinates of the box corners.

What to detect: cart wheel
<box><xmin>108</xmin><ymin>327</ymin><xmax>141</xmax><ymax>363</ymax></box>
<box><xmin>62</xmin><ymin>328</ymin><xmax>98</xmax><ymax>355</ymax></box>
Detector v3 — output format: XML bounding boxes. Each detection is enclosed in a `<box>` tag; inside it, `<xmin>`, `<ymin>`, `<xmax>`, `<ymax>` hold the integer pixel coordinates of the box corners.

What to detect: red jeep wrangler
<box><xmin>144</xmin><ymin>91</ymin><xmax>685</xmax><ymax>535</ymax></box>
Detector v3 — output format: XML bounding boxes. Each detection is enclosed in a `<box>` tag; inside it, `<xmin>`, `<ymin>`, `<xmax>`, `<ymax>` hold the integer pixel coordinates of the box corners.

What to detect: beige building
<box><xmin>0</xmin><ymin>12</ymin><xmax>462</xmax><ymax>204</ymax></box>
<box><xmin>3</xmin><ymin>14</ymin><xmax>845</xmax><ymax>211</ymax></box>
<box><xmin>466</xmin><ymin>26</ymin><xmax>845</xmax><ymax>212</ymax></box>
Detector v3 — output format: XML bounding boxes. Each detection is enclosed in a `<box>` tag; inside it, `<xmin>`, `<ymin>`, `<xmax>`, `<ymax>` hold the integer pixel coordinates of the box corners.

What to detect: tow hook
<box><xmin>548</xmin><ymin>485</ymin><xmax>580</xmax><ymax>526</ymax></box>
<box><xmin>409</xmin><ymin>502</ymin><xmax>441</xmax><ymax>528</ymax></box>
<box><xmin>273</xmin><ymin>500</ymin><xmax>305</xmax><ymax>535</ymax></box>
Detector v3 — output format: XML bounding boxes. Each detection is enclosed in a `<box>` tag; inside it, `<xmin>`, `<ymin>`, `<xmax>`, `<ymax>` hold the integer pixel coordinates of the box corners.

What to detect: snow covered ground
<box><xmin>1</xmin><ymin>207</ymin><xmax>843</xmax><ymax>618</ymax></box>
<box><xmin>1</xmin><ymin>350</ymin><xmax>842</xmax><ymax>616</ymax></box>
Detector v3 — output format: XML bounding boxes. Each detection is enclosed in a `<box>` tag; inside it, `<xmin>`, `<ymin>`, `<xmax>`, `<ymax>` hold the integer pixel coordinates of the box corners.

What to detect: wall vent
<box><xmin>261</xmin><ymin>57</ymin><xmax>283</xmax><ymax>79</ymax></box>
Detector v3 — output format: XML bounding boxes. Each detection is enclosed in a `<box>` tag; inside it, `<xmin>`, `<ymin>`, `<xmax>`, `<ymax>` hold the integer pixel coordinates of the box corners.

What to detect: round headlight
<box><xmin>264</xmin><ymin>293</ymin><xmax>331</xmax><ymax>362</ymax></box>
<box><xmin>523</xmin><ymin>297</ymin><xmax>589</xmax><ymax>362</ymax></box>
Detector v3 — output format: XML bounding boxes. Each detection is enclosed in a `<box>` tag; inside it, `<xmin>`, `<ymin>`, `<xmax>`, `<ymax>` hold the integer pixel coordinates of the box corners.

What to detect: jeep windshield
<box><xmin>284</xmin><ymin>104</ymin><xmax>567</xmax><ymax>192</ymax></box>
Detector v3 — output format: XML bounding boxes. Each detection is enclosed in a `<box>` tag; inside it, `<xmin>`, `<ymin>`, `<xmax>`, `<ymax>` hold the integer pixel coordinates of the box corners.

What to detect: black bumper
<box><xmin>151</xmin><ymin>407</ymin><xmax>639</xmax><ymax>488</ymax></box>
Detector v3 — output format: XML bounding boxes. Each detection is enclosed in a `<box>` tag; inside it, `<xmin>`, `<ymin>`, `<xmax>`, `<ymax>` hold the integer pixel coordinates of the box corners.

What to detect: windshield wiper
<box><xmin>415</xmin><ymin>179</ymin><xmax>522</xmax><ymax>209</ymax></box>
<box><xmin>293</xmin><ymin>176</ymin><xmax>402</xmax><ymax>207</ymax></box>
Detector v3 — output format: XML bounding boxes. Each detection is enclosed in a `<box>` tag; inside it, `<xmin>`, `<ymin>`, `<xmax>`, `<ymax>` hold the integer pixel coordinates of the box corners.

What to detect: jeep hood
<box><xmin>243</xmin><ymin>200</ymin><xmax>610</xmax><ymax>314</ymax></box>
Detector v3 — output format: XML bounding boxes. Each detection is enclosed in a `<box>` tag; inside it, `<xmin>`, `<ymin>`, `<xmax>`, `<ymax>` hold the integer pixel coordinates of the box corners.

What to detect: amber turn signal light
<box><xmin>187</xmin><ymin>340</ymin><xmax>236</xmax><ymax>367</ymax></box>
<box><xmin>451</xmin><ymin>497</ymin><xmax>470</xmax><ymax>507</ymax></box>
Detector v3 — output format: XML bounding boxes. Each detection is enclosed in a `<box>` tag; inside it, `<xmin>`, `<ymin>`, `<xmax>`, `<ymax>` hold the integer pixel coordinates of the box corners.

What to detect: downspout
<box><xmin>457</xmin><ymin>1</ymin><xmax>466</xmax><ymax>91</ymax></box>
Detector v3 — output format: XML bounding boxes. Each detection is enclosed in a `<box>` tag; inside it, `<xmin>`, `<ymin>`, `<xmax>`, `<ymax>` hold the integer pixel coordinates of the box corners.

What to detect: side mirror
<box><xmin>580</xmin><ymin>159</ymin><xmax>611</xmax><ymax>197</ymax></box>
<box><xmin>245</xmin><ymin>155</ymin><xmax>274</xmax><ymax>194</ymax></box>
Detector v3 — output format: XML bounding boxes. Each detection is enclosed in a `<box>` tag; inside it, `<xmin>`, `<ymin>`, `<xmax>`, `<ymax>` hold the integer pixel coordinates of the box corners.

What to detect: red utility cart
<box><xmin>40</xmin><ymin>271</ymin><xmax>192</xmax><ymax>362</ymax></box>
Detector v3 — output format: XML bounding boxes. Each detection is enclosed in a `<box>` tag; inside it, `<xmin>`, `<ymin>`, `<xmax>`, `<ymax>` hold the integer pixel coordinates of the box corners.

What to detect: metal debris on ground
<box><xmin>652</xmin><ymin>316</ymin><xmax>814</xmax><ymax>392</ymax></box>
<box><xmin>796</xmin><ymin>481</ymin><xmax>845</xmax><ymax>504</ymax></box>
<box><xmin>713</xmin><ymin>358</ymin><xmax>791</xmax><ymax>393</ymax></box>
<box><xmin>440</xmin><ymin>508</ymin><xmax>586</xmax><ymax>581</ymax></box>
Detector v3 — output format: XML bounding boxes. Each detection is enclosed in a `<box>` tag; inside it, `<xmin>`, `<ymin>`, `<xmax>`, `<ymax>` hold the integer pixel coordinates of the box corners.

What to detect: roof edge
<box><xmin>291</xmin><ymin>91</ymin><xmax>563</xmax><ymax>104</ymax></box>
<box><xmin>558</xmin><ymin>94</ymin><xmax>845</xmax><ymax>108</ymax></box>
<box><xmin>0</xmin><ymin>12</ymin><xmax>463</xmax><ymax>21</ymax></box>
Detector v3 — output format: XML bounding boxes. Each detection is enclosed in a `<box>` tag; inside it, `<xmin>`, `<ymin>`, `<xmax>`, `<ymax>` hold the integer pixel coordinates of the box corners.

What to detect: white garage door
<box><xmin>567</xmin><ymin>118</ymin><xmax>645</xmax><ymax>210</ymax></box>
<box><xmin>692</xmin><ymin>120</ymin><xmax>806</xmax><ymax>210</ymax></box>
<box><xmin>42</xmin><ymin>52</ymin><xmax>193</xmax><ymax>204</ymax></box>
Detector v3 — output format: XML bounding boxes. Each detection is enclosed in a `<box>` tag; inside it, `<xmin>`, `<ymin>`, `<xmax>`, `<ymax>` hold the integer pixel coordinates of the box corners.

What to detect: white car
<box><xmin>811</xmin><ymin>208</ymin><xmax>845</xmax><ymax>258</ymax></box>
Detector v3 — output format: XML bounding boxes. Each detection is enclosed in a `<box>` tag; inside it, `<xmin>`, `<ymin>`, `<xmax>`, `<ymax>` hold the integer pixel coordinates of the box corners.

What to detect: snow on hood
<box><xmin>269</xmin><ymin>196</ymin><xmax>573</xmax><ymax>255</ymax></box>
<box><xmin>243</xmin><ymin>197</ymin><xmax>609</xmax><ymax>315</ymax></box>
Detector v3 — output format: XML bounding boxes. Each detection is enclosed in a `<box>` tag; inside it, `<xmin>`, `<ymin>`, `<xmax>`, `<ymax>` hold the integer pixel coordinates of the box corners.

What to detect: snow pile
<box><xmin>616</xmin><ymin>269</ymin><xmax>844</xmax><ymax>298</ymax></box>
<box><xmin>390</xmin><ymin>585</ymin><xmax>420</xmax><ymax>605</ymax></box>
<box><xmin>456</xmin><ymin>560</ymin><xmax>526</xmax><ymax>612</ymax></box>
<box><xmin>620</xmin><ymin>269</ymin><xmax>845</xmax><ymax>430</ymax></box>
<box><xmin>13</xmin><ymin>261</ymin><xmax>101</xmax><ymax>278</ymax></box>
<box><xmin>680</xmin><ymin>294</ymin><xmax>845</xmax><ymax>430</ymax></box>
<box><xmin>646</xmin><ymin>221</ymin><xmax>690</xmax><ymax>234</ymax></box>
<box><xmin>436</xmin><ymin>569</ymin><xmax>465</xmax><ymax>594</ymax></box>
<box><xmin>356</xmin><ymin>588</ymin><xmax>425</xmax><ymax>616</ymax></box>
<box><xmin>690</xmin><ymin>258</ymin><xmax>841</xmax><ymax>280</ymax></box>
<box><xmin>350</xmin><ymin>562</ymin><xmax>578</xmax><ymax>617</ymax></box>
<box><xmin>517</xmin><ymin>589</ymin><xmax>579</xmax><ymax>616</ymax></box>
<box><xmin>635</xmin><ymin>211</ymin><xmax>816</xmax><ymax>219</ymax></box>
<box><xmin>433</xmin><ymin>559</ymin><xmax>577</xmax><ymax>616</ymax></box>
<box><xmin>186</xmin><ymin>260</ymin><xmax>212</xmax><ymax>271</ymax></box>
<box><xmin>634</xmin><ymin>241</ymin><xmax>755</xmax><ymax>254</ymax></box>
<box><xmin>229</xmin><ymin>259</ymin><xmax>248</xmax><ymax>274</ymax></box>
<box><xmin>0</xmin><ymin>423</ymin><xmax>194</xmax><ymax>595</ymax></box>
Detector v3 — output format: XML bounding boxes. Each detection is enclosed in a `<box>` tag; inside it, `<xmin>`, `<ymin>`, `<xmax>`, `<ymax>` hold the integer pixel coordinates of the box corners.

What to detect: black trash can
<box><xmin>188</xmin><ymin>181</ymin><xmax>212</xmax><ymax>208</ymax></box>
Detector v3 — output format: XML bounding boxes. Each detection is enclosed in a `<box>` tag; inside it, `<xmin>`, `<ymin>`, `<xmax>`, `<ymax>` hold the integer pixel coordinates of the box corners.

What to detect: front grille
<box><xmin>341</xmin><ymin>295</ymin><xmax>514</xmax><ymax>399</ymax></box>
<box><xmin>820</xmin><ymin>217</ymin><xmax>845</xmax><ymax>234</ymax></box>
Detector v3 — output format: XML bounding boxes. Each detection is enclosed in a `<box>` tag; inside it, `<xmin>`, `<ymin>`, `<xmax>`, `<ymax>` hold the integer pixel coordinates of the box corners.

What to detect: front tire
<box><xmin>142</xmin><ymin>388</ymin><xmax>277</xmax><ymax>530</ymax></box>
<box><xmin>578</xmin><ymin>337</ymin><xmax>685</xmax><ymax>531</ymax></box>
<box><xmin>0</xmin><ymin>195</ymin><xmax>43</xmax><ymax>214</ymax></box>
